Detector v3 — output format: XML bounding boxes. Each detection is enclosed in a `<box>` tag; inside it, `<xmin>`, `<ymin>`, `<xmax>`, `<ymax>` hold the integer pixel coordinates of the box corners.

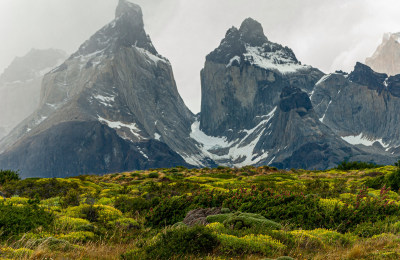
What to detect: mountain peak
<box><xmin>365</xmin><ymin>32</ymin><xmax>400</xmax><ymax>76</ymax></box>
<box><xmin>74</xmin><ymin>0</ymin><xmax>157</xmax><ymax>57</ymax></box>
<box><xmin>115</xmin><ymin>0</ymin><xmax>142</xmax><ymax>19</ymax></box>
<box><xmin>239</xmin><ymin>18</ymin><xmax>268</xmax><ymax>46</ymax></box>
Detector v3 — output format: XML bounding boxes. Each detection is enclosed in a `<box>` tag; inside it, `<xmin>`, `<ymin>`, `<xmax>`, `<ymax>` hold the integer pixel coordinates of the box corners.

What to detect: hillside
<box><xmin>1</xmin><ymin>163</ymin><xmax>400</xmax><ymax>259</ymax></box>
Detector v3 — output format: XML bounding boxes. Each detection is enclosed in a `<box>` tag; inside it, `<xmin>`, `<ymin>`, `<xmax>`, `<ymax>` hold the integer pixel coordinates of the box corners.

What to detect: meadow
<box><xmin>1</xmin><ymin>161</ymin><xmax>400</xmax><ymax>259</ymax></box>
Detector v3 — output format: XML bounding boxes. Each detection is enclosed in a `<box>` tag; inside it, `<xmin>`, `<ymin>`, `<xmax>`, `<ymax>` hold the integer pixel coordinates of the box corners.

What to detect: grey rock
<box><xmin>0</xmin><ymin>1</ymin><xmax>208</xmax><ymax>177</ymax></box>
<box><xmin>311</xmin><ymin>62</ymin><xmax>400</xmax><ymax>155</ymax></box>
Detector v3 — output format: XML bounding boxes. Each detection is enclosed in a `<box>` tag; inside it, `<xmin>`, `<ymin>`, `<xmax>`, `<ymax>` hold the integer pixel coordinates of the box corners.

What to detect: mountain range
<box><xmin>0</xmin><ymin>0</ymin><xmax>398</xmax><ymax>178</ymax></box>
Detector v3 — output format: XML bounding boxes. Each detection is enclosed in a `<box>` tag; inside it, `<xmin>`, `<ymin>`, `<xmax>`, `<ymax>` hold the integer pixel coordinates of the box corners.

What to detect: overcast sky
<box><xmin>1</xmin><ymin>0</ymin><xmax>400</xmax><ymax>113</ymax></box>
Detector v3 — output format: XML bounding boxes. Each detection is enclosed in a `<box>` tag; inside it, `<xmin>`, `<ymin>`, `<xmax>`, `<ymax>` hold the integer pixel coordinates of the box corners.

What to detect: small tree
<box><xmin>0</xmin><ymin>170</ymin><xmax>20</xmax><ymax>185</ymax></box>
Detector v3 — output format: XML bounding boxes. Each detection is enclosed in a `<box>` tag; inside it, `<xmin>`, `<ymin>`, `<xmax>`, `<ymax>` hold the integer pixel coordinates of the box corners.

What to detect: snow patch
<box><xmin>315</xmin><ymin>74</ymin><xmax>331</xmax><ymax>86</ymax></box>
<box><xmin>319</xmin><ymin>100</ymin><xmax>332</xmax><ymax>123</ymax></box>
<box><xmin>134</xmin><ymin>46</ymin><xmax>168</xmax><ymax>65</ymax></box>
<box><xmin>227</xmin><ymin>56</ymin><xmax>241</xmax><ymax>67</ymax></box>
<box><xmin>341</xmin><ymin>133</ymin><xmax>389</xmax><ymax>148</ymax></box>
<box><xmin>98</xmin><ymin>116</ymin><xmax>142</xmax><ymax>139</ymax></box>
<box><xmin>188</xmin><ymin>107</ymin><xmax>277</xmax><ymax>167</ymax></box>
<box><xmin>243</xmin><ymin>45</ymin><xmax>309</xmax><ymax>74</ymax></box>
<box><xmin>154</xmin><ymin>133</ymin><xmax>161</xmax><ymax>141</ymax></box>
<box><xmin>94</xmin><ymin>95</ymin><xmax>115</xmax><ymax>107</ymax></box>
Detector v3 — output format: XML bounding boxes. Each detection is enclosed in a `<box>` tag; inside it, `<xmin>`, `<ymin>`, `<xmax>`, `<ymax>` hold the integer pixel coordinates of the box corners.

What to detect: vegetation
<box><xmin>1</xmin><ymin>163</ymin><xmax>400</xmax><ymax>259</ymax></box>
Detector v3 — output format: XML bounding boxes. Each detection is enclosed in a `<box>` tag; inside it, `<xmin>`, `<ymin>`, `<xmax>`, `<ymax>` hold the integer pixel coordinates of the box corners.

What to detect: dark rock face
<box><xmin>0</xmin><ymin>121</ymin><xmax>188</xmax><ymax>178</ymax></box>
<box><xmin>279</xmin><ymin>86</ymin><xmax>313</xmax><ymax>115</ymax></box>
<box><xmin>311</xmin><ymin>63</ymin><xmax>400</xmax><ymax>153</ymax></box>
<box><xmin>196</xmin><ymin>18</ymin><xmax>397</xmax><ymax>169</ymax></box>
<box><xmin>348</xmin><ymin>62</ymin><xmax>387</xmax><ymax>93</ymax></box>
<box><xmin>200</xmin><ymin>18</ymin><xmax>323</xmax><ymax>137</ymax></box>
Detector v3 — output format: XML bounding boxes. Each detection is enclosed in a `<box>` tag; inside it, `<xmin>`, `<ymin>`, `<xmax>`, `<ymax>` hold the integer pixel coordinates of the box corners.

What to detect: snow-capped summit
<box><xmin>366</xmin><ymin>32</ymin><xmax>400</xmax><ymax>76</ymax></box>
<box><xmin>207</xmin><ymin>18</ymin><xmax>308</xmax><ymax>74</ymax></box>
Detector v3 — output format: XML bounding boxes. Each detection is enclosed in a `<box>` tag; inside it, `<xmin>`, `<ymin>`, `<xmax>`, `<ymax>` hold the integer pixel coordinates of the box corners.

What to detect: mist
<box><xmin>1</xmin><ymin>0</ymin><xmax>400</xmax><ymax>113</ymax></box>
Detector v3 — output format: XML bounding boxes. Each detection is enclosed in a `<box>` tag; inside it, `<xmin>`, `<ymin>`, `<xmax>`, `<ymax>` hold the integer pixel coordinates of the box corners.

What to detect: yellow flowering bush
<box><xmin>97</xmin><ymin>205</ymin><xmax>123</xmax><ymax>223</ymax></box>
<box><xmin>217</xmin><ymin>233</ymin><xmax>285</xmax><ymax>255</ymax></box>
<box><xmin>289</xmin><ymin>230</ymin><xmax>324</xmax><ymax>249</ymax></box>
<box><xmin>58</xmin><ymin>231</ymin><xmax>95</xmax><ymax>243</ymax></box>
<box><xmin>307</xmin><ymin>228</ymin><xmax>356</xmax><ymax>246</ymax></box>
<box><xmin>55</xmin><ymin>216</ymin><xmax>91</xmax><ymax>231</ymax></box>
<box><xmin>319</xmin><ymin>198</ymin><xmax>344</xmax><ymax>212</ymax></box>
<box><xmin>0</xmin><ymin>247</ymin><xmax>33</xmax><ymax>258</ymax></box>
<box><xmin>108</xmin><ymin>217</ymin><xmax>140</xmax><ymax>230</ymax></box>
<box><xmin>4</xmin><ymin>196</ymin><xmax>29</xmax><ymax>205</ymax></box>
<box><xmin>206</xmin><ymin>222</ymin><xmax>225</xmax><ymax>233</ymax></box>
<box><xmin>65</xmin><ymin>204</ymin><xmax>122</xmax><ymax>224</ymax></box>
<box><xmin>97</xmin><ymin>197</ymin><xmax>114</xmax><ymax>205</ymax></box>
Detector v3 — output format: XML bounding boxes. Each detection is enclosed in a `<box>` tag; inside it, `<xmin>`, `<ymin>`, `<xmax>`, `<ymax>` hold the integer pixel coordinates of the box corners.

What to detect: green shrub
<box><xmin>55</xmin><ymin>216</ymin><xmax>91</xmax><ymax>231</ymax></box>
<box><xmin>386</xmin><ymin>170</ymin><xmax>400</xmax><ymax>192</ymax></box>
<box><xmin>3</xmin><ymin>178</ymin><xmax>80</xmax><ymax>199</ymax></box>
<box><xmin>147</xmin><ymin>172</ymin><xmax>159</xmax><ymax>178</ymax></box>
<box><xmin>336</xmin><ymin>161</ymin><xmax>382</xmax><ymax>170</ymax></box>
<box><xmin>353</xmin><ymin>221</ymin><xmax>389</xmax><ymax>238</ymax></box>
<box><xmin>114</xmin><ymin>195</ymin><xmax>151</xmax><ymax>213</ymax></box>
<box><xmin>0</xmin><ymin>169</ymin><xmax>20</xmax><ymax>185</ymax></box>
<box><xmin>0</xmin><ymin>201</ymin><xmax>54</xmax><ymax>240</ymax></box>
<box><xmin>109</xmin><ymin>218</ymin><xmax>140</xmax><ymax>230</ymax></box>
<box><xmin>58</xmin><ymin>231</ymin><xmax>95</xmax><ymax>243</ymax></box>
<box><xmin>60</xmin><ymin>189</ymin><xmax>81</xmax><ymax>208</ymax></box>
<box><xmin>143</xmin><ymin>226</ymin><xmax>219</xmax><ymax>259</ymax></box>
<box><xmin>146</xmin><ymin>195</ymin><xmax>190</xmax><ymax>227</ymax></box>
<box><xmin>217</xmin><ymin>233</ymin><xmax>285</xmax><ymax>256</ymax></box>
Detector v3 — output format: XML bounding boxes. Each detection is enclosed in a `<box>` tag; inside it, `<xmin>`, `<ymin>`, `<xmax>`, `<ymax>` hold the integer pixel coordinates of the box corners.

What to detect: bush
<box><xmin>146</xmin><ymin>195</ymin><xmax>191</xmax><ymax>227</ymax></box>
<box><xmin>335</xmin><ymin>161</ymin><xmax>382</xmax><ymax>170</ymax></box>
<box><xmin>60</xmin><ymin>189</ymin><xmax>81</xmax><ymax>208</ymax></box>
<box><xmin>386</xmin><ymin>170</ymin><xmax>400</xmax><ymax>192</ymax></box>
<box><xmin>3</xmin><ymin>178</ymin><xmax>80</xmax><ymax>199</ymax></box>
<box><xmin>0</xmin><ymin>202</ymin><xmax>54</xmax><ymax>239</ymax></box>
<box><xmin>58</xmin><ymin>231</ymin><xmax>95</xmax><ymax>243</ymax></box>
<box><xmin>142</xmin><ymin>226</ymin><xmax>219</xmax><ymax>259</ymax></box>
<box><xmin>114</xmin><ymin>195</ymin><xmax>151</xmax><ymax>213</ymax></box>
<box><xmin>0</xmin><ymin>169</ymin><xmax>20</xmax><ymax>185</ymax></box>
<box><xmin>147</xmin><ymin>172</ymin><xmax>159</xmax><ymax>178</ymax></box>
<box><xmin>55</xmin><ymin>216</ymin><xmax>91</xmax><ymax>231</ymax></box>
<box><xmin>217</xmin><ymin>233</ymin><xmax>285</xmax><ymax>256</ymax></box>
<box><xmin>109</xmin><ymin>218</ymin><xmax>140</xmax><ymax>230</ymax></box>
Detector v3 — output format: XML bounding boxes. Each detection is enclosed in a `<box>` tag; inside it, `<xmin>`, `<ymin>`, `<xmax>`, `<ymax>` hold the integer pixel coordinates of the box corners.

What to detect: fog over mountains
<box><xmin>0</xmin><ymin>0</ymin><xmax>399</xmax><ymax>178</ymax></box>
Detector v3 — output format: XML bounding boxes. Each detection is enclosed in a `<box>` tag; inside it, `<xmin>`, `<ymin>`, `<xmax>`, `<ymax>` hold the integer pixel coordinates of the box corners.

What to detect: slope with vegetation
<box><xmin>1</xmin><ymin>162</ymin><xmax>400</xmax><ymax>259</ymax></box>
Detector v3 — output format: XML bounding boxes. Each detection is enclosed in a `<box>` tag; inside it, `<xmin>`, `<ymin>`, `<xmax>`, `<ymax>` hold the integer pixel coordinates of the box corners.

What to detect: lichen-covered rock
<box><xmin>183</xmin><ymin>208</ymin><xmax>222</xmax><ymax>226</ymax></box>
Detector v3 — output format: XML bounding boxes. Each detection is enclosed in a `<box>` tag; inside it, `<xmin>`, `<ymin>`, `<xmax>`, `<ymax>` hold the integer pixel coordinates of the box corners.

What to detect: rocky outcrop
<box><xmin>200</xmin><ymin>18</ymin><xmax>323</xmax><ymax>138</ymax></box>
<box><xmin>311</xmin><ymin>62</ymin><xmax>400</xmax><ymax>154</ymax></box>
<box><xmin>0</xmin><ymin>49</ymin><xmax>67</xmax><ymax>140</ymax></box>
<box><xmin>0</xmin><ymin>0</ymin><xmax>204</xmax><ymax>177</ymax></box>
<box><xmin>194</xmin><ymin>18</ymin><xmax>397</xmax><ymax>169</ymax></box>
<box><xmin>366</xmin><ymin>33</ymin><xmax>400</xmax><ymax>76</ymax></box>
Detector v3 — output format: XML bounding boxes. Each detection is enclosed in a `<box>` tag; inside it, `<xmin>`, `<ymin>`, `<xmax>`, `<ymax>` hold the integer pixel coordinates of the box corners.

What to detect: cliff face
<box><xmin>311</xmin><ymin>62</ymin><xmax>400</xmax><ymax>154</ymax></box>
<box><xmin>0</xmin><ymin>49</ymin><xmax>67</xmax><ymax>140</ymax></box>
<box><xmin>193</xmin><ymin>18</ymin><xmax>393</xmax><ymax>169</ymax></box>
<box><xmin>200</xmin><ymin>18</ymin><xmax>323</xmax><ymax>138</ymax></box>
<box><xmin>366</xmin><ymin>33</ymin><xmax>400</xmax><ymax>76</ymax></box>
<box><xmin>0</xmin><ymin>0</ymin><xmax>204</xmax><ymax>178</ymax></box>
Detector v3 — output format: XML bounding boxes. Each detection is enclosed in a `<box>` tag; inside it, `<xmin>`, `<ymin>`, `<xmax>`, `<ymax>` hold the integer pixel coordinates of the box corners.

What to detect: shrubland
<box><xmin>1</xmin><ymin>162</ymin><xmax>400</xmax><ymax>259</ymax></box>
